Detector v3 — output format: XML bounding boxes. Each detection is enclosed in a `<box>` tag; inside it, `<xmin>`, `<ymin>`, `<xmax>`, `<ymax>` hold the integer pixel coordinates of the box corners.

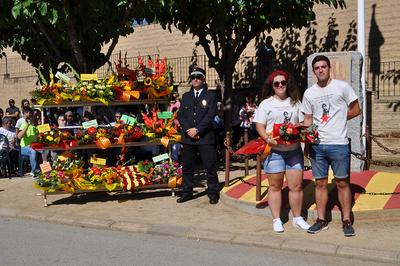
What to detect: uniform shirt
<box><xmin>302</xmin><ymin>79</ymin><xmax>358</xmax><ymax>145</ymax></box>
<box><xmin>253</xmin><ymin>96</ymin><xmax>302</xmax><ymax>151</ymax></box>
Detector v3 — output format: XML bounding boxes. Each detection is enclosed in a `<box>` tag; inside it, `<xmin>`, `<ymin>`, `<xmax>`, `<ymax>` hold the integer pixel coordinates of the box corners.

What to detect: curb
<box><xmin>0</xmin><ymin>207</ymin><xmax>399</xmax><ymax>264</ymax></box>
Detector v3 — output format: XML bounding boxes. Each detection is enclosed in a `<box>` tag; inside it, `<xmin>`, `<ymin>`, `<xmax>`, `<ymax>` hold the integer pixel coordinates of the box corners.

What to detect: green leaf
<box><xmin>117</xmin><ymin>0</ymin><xmax>127</xmax><ymax>7</ymax></box>
<box><xmin>39</xmin><ymin>2</ymin><xmax>48</xmax><ymax>16</ymax></box>
<box><xmin>11</xmin><ymin>2</ymin><xmax>22</xmax><ymax>19</ymax></box>
<box><xmin>49</xmin><ymin>9</ymin><xmax>58</xmax><ymax>24</ymax></box>
<box><xmin>63</xmin><ymin>62</ymin><xmax>80</xmax><ymax>80</ymax></box>
<box><xmin>36</xmin><ymin>64</ymin><xmax>48</xmax><ymax>85</ymax></box>
<box><xmin>21</xmin><ymin>0</ymin><xmax>33</xmax><ymax>8</ymax></box>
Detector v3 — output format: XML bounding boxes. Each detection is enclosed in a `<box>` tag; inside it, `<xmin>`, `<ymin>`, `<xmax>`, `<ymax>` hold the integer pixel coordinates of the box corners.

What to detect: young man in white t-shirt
<box><xmin>302</xmin><ymin>55</ymin><xmax>361</xmax><ymax>237</ymax></box>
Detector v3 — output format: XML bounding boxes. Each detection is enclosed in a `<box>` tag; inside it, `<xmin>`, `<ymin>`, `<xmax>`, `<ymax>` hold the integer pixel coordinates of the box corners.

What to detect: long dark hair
<box><xmin>260</xmin><ymin>70</ymin><xmax>301</xmax><ymax>105</ymax></box>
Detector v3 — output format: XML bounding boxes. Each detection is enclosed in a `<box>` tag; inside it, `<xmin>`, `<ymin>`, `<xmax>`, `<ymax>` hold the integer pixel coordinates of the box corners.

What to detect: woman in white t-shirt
<box><xmin>253</xmin><ymin>70</ymin><xmax>310</xmax><ymax>233</ymax></box>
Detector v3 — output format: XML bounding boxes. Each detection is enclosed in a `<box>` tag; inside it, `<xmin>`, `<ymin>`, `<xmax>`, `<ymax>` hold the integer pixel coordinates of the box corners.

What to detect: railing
<box><xmin>2</xmin><ymin>53</ymin><xmax>400</xmax><ymax>100</ymax></box>
<box><xmin>366</xmin><ymin>59</ymin><xmax>400</xmax><ymax>99</ymax></box>
<box><xmin>96</xmin><ymin>54</ymin><xmax>260</xmax><ymax>89</ymax></box>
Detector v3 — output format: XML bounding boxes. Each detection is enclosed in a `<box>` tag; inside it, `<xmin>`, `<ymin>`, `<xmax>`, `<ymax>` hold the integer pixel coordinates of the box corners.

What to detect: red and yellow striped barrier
<box><xmin>222</xmin><ymin>170</ymin><xmax>400</xmax><ymax>211</ymax></box>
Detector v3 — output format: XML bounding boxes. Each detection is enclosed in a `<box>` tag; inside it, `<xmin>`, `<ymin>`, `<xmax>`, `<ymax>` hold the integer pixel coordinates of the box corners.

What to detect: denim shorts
<box><xmin>309</xmin><ymin>144</ymin><xmax>350</xmax><ymax>179</ymax></box>
<box><xmin>263</xmin><ymin>148</ymin><xmax>304</xmax><ymax>174</ymax></box>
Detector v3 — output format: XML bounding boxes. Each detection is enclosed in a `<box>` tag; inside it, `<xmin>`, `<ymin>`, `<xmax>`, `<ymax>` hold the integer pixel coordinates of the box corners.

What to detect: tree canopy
<box><xmin>153</xmin><ymin>0</ymin><xmax>346</xmax><ymax>128</ymax></box>
<box><xmin>0</xmin><ymin>0</ymin><xmax>152</xmax><ymax>75</ymax></box>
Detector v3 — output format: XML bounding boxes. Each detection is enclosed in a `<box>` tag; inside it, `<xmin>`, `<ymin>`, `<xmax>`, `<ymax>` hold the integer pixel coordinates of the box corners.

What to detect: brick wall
<box><xmin>1</xmin><ymin>1</ymin><xmax>399</xmax><ymax>161</ymax></box>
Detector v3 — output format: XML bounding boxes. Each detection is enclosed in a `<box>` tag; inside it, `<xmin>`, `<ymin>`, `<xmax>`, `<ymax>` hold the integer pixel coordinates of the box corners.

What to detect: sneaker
<box><xmin>307</xmin><ymin>218</ymin><xmax>329</xmax><ymax>234</ymax></box>
<box><xmin>292</xmin><ymin>217</ymin><xmax>311</xmax><ymax>230</ymax></box>
<box><xmin>272</xmin><ymin>218</ymin><xmax>284</xmax><ymax>233</ymax></box>
<box><xmin>342</xmin><ymin>220</ymin><xmax>355</xmax><ymax>237</ymax></box>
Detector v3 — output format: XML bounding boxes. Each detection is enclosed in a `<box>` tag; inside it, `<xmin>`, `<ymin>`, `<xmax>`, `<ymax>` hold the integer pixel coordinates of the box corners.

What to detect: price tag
<box><xmin>90</xmin><ymin>157</ymin><xmax>106</xmax><ymax>166</ymax></box>
<box><xmin>37</xmin><ymin>123</ymin><xmax>51</xmax><ymax>133</ymax></box>
<box><xmin>152</xmin><ymin>153</ymin><xmax>170</xmax><ymax>163</ymax></box>
<box><xmin>55</xmin><ymin>71</ymin><xmax>71</xmax><ymax>83</ymax></box>
<box><xmin>80</xmin><ymin>74</ymin><xmax>98</xmax><ymax>81</ymax></box>
<box><xmin>82</xmin><ymin>119</ymin><xmax>98</xmax><ymax>129</ymax></box>
<box><xmin>40</xmin><ymin>162</ymin><xmax>52</xmax><ymax>173</ymax></box>
<box><xmin>157</xmin><ymin>111</ymin><xmax>172</xmax><ymax>119</ymax></box>
<box><xmin>120</xmin><ymin>115</ymin><xmax>136</xmax><ymax>126</ymax></box>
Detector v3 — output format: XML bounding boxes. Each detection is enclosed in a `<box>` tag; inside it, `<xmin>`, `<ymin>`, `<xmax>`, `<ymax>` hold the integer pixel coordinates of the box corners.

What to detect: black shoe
<box><xmin>209</xmin><ymin>196</ymin><xmax>219</xmax><ymax>205</ymax></box>
<box><xmin>176</xmin><ymin>194</ymin><xmax>192</xmax><ymax>203</ymax></box>
<box><xmin>307</xmin><ymin>218</ymin><xmax>329</xmax><ymax>234</ymax></box>
<box><xmin>342</xmin><ymin>220</ymin><xmax>355</xmax><ymax>237</ymax></box>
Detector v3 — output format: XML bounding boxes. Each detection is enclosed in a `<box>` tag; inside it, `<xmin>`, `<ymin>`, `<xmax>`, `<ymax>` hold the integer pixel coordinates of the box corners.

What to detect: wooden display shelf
<box><xmin>37</xmin><ymin>140</ymin><xmax>169</xmax><ymax>151</ymax></box>
<box><xmin>38</xmin><ymin>183</ymin><xmax>178</xmax><ymax>207</ymax></box>
<box><xmin>33</xmin><ymin>98</ymin><xmax>169</xmax><ymax>108</ymax></box>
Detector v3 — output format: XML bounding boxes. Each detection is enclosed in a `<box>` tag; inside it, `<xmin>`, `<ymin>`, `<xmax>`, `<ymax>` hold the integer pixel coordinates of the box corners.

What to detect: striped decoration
<box><xmin>222</xmin><ymin>170</ymin><xmax>400</xmax><ymax>211</ymax></box>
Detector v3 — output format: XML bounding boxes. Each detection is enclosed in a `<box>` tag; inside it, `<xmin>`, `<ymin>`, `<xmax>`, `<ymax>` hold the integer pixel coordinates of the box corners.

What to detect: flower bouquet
<box><xmin>94</xmin><ymin>128</ymin><xmax>113</xmax><ymax>149</ymax></box>
<box><xmin>235</xmin><ymin>123</ymin><xmax>320</xmax><ymax>158</ymax></box>
<box><xmin>112</xmin><ymin>123</ymin><xmax>144</xmax><ymax>144</ymax></box>
<box><xmin>118</xmin><ymin>162</ymin><xmax>154</xmax><ymax>191</ymax></box>
<box><xmin>75</xmin><ymin>127</ymin><xmax>97</xmax><ymax>145</ymax></box>
<box><xmin>135</xmin><ymin>55</ymin><xmax>174</xmax><ymax>99</ymax></box>
<box><xmin>151</xmin><ymin>160</ymin><xmax>183</xmax><ymax>187</ymax></box>
<box><xmin>34</xmin><ymin>152</ymin><xmax>87</xmax><ymax>192</ymax></box>
<box><xmin>31</xmin><ymin>127</ymin><xmax>75</xmax><ymax>150</ymax></box>
<box><xmin>141</xmin><ymin>108</ymin><xmax>181</xmax><ymax>146</ymax></box>
<box><xmin>87</xmin><ymin>166</ymin><xmax>121</xmax><ymax>191</ymax></box>
<box><xmin>273</xmin><ymin>123</ymin><xmax>300</xmax><ymax>144</ymax></box>
<box><xmin>299</xmin><ymin>124</ymin><xmax>320</xmax><ymax>144</ymax></box>
<box><xmin>76</xmin><ymin>79</ymin><xmax>116</xmax><ymax>105</ymax></box>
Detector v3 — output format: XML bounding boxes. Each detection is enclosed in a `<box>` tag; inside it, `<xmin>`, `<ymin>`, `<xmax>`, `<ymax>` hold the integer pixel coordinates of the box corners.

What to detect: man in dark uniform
<box><xmin>177</xmin><ymin>67</ymin><xmax>219</xmax><ymax>204</ymax></box>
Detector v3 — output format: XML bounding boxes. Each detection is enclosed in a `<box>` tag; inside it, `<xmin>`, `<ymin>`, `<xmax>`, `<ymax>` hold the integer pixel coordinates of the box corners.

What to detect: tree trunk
<box><xmin>218</xmin><ymin>66</ymin><xmax>235</xmax><ymax>132</ymax></box>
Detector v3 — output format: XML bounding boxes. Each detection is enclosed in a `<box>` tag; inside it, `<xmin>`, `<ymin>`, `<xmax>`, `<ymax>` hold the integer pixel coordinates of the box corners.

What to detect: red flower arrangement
<box><xmin>273</xmin><ymin>123</ymin><xmax>319</xmax><ymax>144</ymax></box>
<box><xmin>112</xmin><ymin>123</ymin><xmax>144</xmax><ymax>143</ymax></box>
<box><xmin>235</xmin><ymin>123</ymin><xmax>320</xmax><ymax>158</ymax></box>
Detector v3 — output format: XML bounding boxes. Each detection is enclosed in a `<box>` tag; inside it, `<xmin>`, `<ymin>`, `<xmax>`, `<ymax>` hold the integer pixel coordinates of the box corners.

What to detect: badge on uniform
<box><xmin>201</xmin><ymin>99</ymin><xmax>207</xmax><ymax>107</ymax></box>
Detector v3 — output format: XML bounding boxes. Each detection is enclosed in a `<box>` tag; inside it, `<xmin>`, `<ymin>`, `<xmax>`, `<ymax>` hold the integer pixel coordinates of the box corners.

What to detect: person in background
<box><xmin>65</xmin><ymin>110</ymin><xmax>79</xmax><ymax>135</ymax></box>
<box><xmin>21</xmin><ymin>99</ymin><xmax>30</xmax><ymax>111</ymax></box>
<box><xmin>57</xmin><ymin>115</ymin><xmax>66</xmax><ymax>127</ymax></box>
<box><xmin>16</xmin><ymin>107</ymin><xmax>32</xmax><ymax>133</ymax></box>
<box><xmin>253</xmin><ymin>70</ymin><xmax>310</xmax><ymax>233</ymax></box>
<box><xmin>114</xmin><ymin>111</ymin><xmax>122</xmax><ymax>124</ymax></box>
<box><xmin>5</xmin><ymin>99</ymin><xmax>20</xmax><ymax>126</ymax></box>
<box><xmin>168</xmin><ymin>91</ymin><xmax>181</xmax><ymax>128</ymax></box>
<box><xmin>213</xmin><ymin>102</ymin><xmax>225</xmax><ymax>161</ymax></box>
<box><xmin>30</xmin><ymin>98</ymin><xmax>37</xmax><ymax>106</ymax></box>
<box><xmin>82</xmin><ymin>111</ymin><xmax>96</xmax><ymax>122</ymax></box>
<box><xmin>0</xmin><ymin>108</ymin><xmax>3</xmax><ymax>124</ymax></box>
<box><xmin>302</xmin><ymin>55</ymin><xmax>361</xmax><ymax>237</ymax></box>
<box><xmin>237</xmin><ymin>95</ymin><xmax>258</xmax><ymax>147</ymax></box>
<box><xmin>0</xmin><ymin>117</ymin><xmax>18</xmax><ymax>173</ymax></box>
<box><xmin>17</xmin><ymin>108</ymin><xmax>40</xmax><ymax>175</ymax></box>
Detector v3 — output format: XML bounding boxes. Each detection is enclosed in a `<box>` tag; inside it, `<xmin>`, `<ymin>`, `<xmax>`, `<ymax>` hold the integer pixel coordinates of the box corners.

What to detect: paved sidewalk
<box><xmin>0</xmin><ymin>174</ymin><xmax>399</xmax><ymax>264</ymax></box>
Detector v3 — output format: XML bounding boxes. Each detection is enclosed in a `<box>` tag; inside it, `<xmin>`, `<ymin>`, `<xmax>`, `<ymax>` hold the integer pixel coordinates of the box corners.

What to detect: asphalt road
<box><xmin>0</xmin><ymin>217</ymin><xmax>392</xmax><ymax>266</ymax></box>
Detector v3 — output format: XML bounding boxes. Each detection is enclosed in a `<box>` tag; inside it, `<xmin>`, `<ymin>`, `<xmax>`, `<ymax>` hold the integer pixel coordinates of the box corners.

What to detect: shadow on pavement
<box><xmin>254</xmin><ymin>179</ymin><xmax>365</xmax><ymax>224</ymax></box>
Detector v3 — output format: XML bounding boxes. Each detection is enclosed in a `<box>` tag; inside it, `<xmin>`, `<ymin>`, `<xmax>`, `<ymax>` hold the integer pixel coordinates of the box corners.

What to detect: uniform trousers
<box><xmin>181</xmin><ymin>143</ymin><xmax>219</xmax><ymax>197</ymax></box>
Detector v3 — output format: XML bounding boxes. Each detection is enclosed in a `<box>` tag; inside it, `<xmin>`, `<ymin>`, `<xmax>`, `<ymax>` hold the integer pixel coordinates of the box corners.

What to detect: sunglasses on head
<box><xmin>190</xmin><ymin>74</ymin><xmax>204</xmax><ymax>80</ymax></box>
<box><xmin>273</xmin><ymin>80</ymin><xmax>287</xmax><ymax>87</ymax></box>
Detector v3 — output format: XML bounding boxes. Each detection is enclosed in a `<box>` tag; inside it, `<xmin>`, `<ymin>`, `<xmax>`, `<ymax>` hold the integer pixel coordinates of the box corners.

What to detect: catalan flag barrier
<box><xmin>221</xmin><ymin>170</ymin><xmax>400</xmax><ymax>212</ymax></box>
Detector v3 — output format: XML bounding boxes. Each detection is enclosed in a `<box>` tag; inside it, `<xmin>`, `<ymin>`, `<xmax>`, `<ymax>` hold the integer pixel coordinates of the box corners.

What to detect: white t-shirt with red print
<box><xmin>302</xmin><ymin>79</ymin><xmax>358</xmax><ymax>145</ymax></box>
<box><xmin>253</xmin><ymin>96</ymin><xmax>302</xmax><ymax>151</ymax></box>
